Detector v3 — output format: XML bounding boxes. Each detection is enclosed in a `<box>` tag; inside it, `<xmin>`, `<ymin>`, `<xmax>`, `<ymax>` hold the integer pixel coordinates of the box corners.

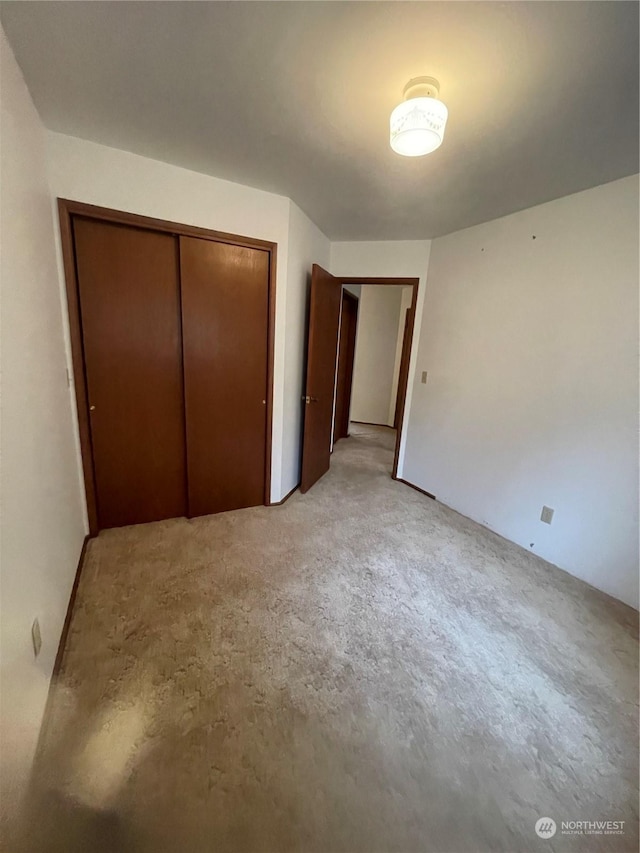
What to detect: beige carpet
<box><xmin>16</xmin><ymin>425</ymin><xmax>639</xmax><ymax>852</ymax></box>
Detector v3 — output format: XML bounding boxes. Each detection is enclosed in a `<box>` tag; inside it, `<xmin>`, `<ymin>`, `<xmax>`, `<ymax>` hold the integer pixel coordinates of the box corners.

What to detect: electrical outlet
<box><xmin>31</xmin><ymin>618</ymin><xmax>42</xmax><ymax>658</ymax></box>
<box><xmin>540</xmin><ymin>506</ymin><xmax>554</xmax><ymax>524</ymax></box>
<box><xmin>421</xmin><ymin>371</ymin><xmax>428</xmax><ymax>384</ymax></box>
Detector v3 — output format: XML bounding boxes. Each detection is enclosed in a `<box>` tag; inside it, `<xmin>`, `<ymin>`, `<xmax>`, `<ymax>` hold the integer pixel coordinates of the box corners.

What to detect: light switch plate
<box><xmin>421</xmin><ymin>371</ymin><xmax>428</xmax><ymax>384</ymax></box>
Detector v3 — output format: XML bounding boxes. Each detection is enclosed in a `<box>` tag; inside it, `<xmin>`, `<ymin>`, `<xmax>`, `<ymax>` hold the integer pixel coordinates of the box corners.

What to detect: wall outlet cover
<box><xmin>541</xmin><ymin>506</ymin><xmax>554</xmax><ymax>524</ymax></box>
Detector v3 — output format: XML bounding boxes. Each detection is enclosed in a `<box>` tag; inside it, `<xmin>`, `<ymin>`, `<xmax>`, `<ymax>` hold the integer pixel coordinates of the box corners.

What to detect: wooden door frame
<box><xmin>337</xmin><ymin>276</ymin><xmax>419</xmax><ymax>479</ymax></box>
<box><xmin>57</xmin><ymin>198</ymin><xmax>277</xmax><ymax>535</ymax></box>
<box><xmin>394</xmin><ymin>307</ymin><xmax>411</xmax><ymax>429</ymax></box>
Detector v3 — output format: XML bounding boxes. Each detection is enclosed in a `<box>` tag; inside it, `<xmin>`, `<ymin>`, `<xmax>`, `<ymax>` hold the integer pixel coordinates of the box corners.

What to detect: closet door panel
<box><xmin>74</xmin><ymin>218</ymin><xmax>186</xmax><ymax>528</ymax></box>
<box><xmin>180</xmin><ymin>237</ymin><xmax>269</xmax><ymax>516</ymax></box>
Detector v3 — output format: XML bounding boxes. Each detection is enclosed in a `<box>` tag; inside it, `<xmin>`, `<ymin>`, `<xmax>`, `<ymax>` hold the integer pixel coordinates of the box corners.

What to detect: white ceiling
<box><xmin>1</xmin><ymin>1</ymin><xmax>638</xmax><ymax>240</ymax></box>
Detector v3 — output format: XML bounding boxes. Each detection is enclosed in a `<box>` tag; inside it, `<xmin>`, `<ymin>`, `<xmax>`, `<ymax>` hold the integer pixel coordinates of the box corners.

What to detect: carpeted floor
<box><xmin>18</xmin><ymin>425</ymin><xmax>639</xmax><ymax>852</ymax></box>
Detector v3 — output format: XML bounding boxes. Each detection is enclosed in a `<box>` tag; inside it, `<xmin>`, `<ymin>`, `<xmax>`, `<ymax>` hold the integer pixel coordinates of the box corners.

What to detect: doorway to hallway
<box><xmin>300</xmin><ymin>265</ymin><xmax>418</xmax><ymax>494</ymax></box>
<box><xmin>335</xmin><ymin>282</ymin><xmax>412</xmax><ymax>446</ymax></box>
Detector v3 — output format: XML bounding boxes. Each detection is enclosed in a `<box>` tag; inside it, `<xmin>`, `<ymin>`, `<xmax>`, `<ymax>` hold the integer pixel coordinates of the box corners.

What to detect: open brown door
<box><xmin>300</xmin><ymin>264</ymin><xmax>342</xmax><ymax>492</ymax></box>
<box><xmin>334</xmin><ymin>290</ymin><xmax>359</xmax><ymax>443</ymax></box>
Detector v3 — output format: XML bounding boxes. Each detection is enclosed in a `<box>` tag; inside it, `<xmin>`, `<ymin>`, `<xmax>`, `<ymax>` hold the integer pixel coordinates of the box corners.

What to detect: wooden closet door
<box><xmin>73</xmin><ymin>218</ymin><xmax>186</xmax><ymax>529</ymax></box>
<box><xmin>179</xmin><ymin>237</ymin><xmax>269</xmax><ymax>516</ymax></box>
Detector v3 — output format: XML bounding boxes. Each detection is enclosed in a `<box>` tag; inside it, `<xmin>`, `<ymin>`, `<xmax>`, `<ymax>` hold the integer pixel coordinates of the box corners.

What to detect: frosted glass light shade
<box><xmin>390</xmin><ymin>96</ymin><xmax>448</xmax><ymax>156</ymax></box>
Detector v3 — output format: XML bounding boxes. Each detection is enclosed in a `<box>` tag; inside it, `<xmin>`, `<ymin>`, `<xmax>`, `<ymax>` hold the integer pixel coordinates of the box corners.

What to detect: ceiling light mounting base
<box><xmin>403</xmin><ymin>76</ymin><xmax>441</xmax><ymax>101</ymax></box>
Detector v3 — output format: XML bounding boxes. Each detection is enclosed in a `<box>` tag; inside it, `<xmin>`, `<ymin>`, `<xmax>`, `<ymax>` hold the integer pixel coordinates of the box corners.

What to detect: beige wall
<box><xmin>403</xmin><ymin>176</ymin><xmax>639</xmax><ymax>608</ymax></box>
<box><xmin>0</xmin><ymin>27</ymin><xmax>86</xmax><ymax>819</ymax></box>
<box><xmin>350</xmin><ymin>286</ymin><xmax>405</xmax><ymax>426</ymax></box>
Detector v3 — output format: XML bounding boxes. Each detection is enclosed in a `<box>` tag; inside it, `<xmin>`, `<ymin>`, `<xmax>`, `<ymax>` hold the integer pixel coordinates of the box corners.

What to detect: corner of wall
<box><xmin>1</xmin><ymin>25</ymin><xmax>87</xmax><ymax>826</ymax></box>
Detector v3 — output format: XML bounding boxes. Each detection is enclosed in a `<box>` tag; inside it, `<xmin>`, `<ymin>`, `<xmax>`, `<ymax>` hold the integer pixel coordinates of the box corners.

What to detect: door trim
<box><xmin>394</xmin><ymin>308</ymin><xmax>411</xmax><ymax>429</ymax></box>
<box><xmin>57</xmin><ymin>198</ymin><xmax>277</xmax><ymax>534</ymax></box>
<box><xmin>337</xmin><ymin>276</ymin><xmax>419</xmax><ymax>480</ymax></box>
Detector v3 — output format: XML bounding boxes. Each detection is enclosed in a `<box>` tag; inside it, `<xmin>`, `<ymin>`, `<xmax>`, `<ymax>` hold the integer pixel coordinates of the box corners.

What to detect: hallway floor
<box><xmin>20</xmin><ymin>427</ymin><xmax>638</xmax><ymax>852</ymax></box>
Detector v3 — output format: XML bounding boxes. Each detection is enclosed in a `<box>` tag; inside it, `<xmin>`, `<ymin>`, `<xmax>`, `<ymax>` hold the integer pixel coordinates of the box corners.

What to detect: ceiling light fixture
<box><xmin>390</xmin><ymin>76</ymin><xmax>448</xmax><ymax>157</ymax></box>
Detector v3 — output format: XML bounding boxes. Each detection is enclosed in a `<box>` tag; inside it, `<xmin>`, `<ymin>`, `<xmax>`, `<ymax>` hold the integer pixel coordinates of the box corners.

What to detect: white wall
<box><xmin>282</xmin><ymin>201</ymin><xmax>330</xmax><ymax>495</ymax></box>
<box><xmin>403</xmin><ymin>176</ymin><xmax>639</xmax><ymax>609</ymax></box>
<box><xmin>330</xmin><ymin>241</ymin><xmax>432</xmax><ymax>475</ymax></box>
<box><xmin>350</xmin><ymin>286</ymin><xmax>404</xmax><ymax>426</ymax></box>
<box><xmin>45</xmin><ymin>131</ymin><xmax>303</xmax><ymax>503</ymax></box>
<box><xmin>0</xmin><ymin>28</ymin><xmax>86</xmax><ymax>821</ymax></box>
